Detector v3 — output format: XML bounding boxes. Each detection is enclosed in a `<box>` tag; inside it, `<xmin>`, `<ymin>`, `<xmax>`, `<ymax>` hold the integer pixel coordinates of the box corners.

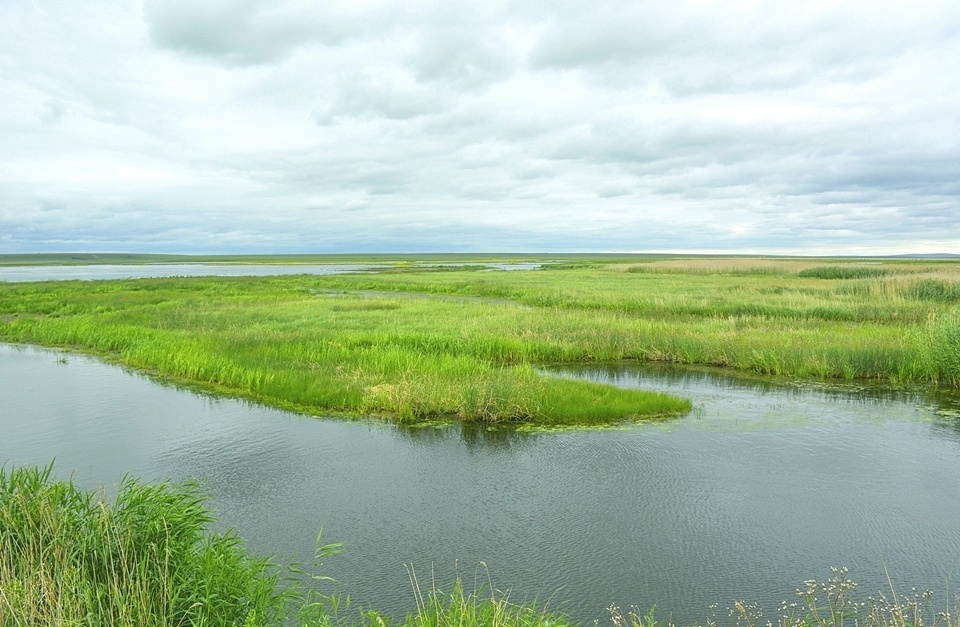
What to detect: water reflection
<box><xmin>552</xmin><ymin>362</ymin><xmax>929</xmax><ymax>405</ymax></box>
<box><xmin>394</xmin><ymin>422</ymin><xmax>542</xmax><ymax>451</ymax></box>
<box><xmin>926</xmin><ymin>392</ymin><xmax>960</xmax><ymax>442</ymax></box>
<box><xmin>548</xmin><ymin>363</ymin><xmax>951</xmax><ymax>431</ymax></box>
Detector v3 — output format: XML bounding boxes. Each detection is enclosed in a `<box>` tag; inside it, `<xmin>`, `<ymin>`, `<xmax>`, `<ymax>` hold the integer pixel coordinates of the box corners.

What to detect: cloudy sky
<box><xmin>1</xmin><ymin>1</ymin><xmax>958</xmax><ymax>254</ymax></box>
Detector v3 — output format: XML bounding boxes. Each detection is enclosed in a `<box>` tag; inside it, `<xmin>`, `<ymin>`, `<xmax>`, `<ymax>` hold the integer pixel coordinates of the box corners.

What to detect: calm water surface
<box><xmin>0</xmin><ymin>263</ymin><xmax>387</xmax><ymax>282</ymax></box>
<box><xmin>3</xmin><ymin>345</ymin><xmax>960</xmax><ymax>624</ymax></box>
<box><xmin>0</xmin><ymin>261</ymin><xmax>544</xmax><ymax>282</ymax></box>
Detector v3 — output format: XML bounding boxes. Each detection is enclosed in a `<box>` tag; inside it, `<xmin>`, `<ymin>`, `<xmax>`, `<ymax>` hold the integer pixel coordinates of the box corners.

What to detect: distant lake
<box><xmin>0</xmin><ymin>261</ymin><xmax>545</xmax><ymax>282</ymax></box>
<box><xmin>0</xmin><ymin>263</ymin><xmax>386</xmax><ymax>282</ymax></box>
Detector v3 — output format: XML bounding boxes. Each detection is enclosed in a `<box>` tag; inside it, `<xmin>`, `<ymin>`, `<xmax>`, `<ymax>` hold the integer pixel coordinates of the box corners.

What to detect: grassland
<box><xmin>2</xmin><ymin>256</ymin><xmax>960</xmax><ymax>424</ymax></box>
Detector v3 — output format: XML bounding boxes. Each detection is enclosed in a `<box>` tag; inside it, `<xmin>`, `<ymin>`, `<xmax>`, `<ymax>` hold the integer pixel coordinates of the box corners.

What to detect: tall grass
<box><xmin>925</xmin><ymin>307</ymin><xmax>960</xmax><ymax>385</ymax></box>
<box><xmin>910</xmin><ymin>279</ymin><xmax>960</xmax><ymax>302</ymax></box>
<box><xmin>358</xmin><ymin>567</ymin><xmax>577</xmax><ymax>627</ymax></box>
<box><xmin>0</xmin><ymin>464</ymin><xmax>288</xmax><ymax>626</ymax></box>
<box><xmin>796</xmin><ymin>266</ymin><xmax>889</xmax><ymax>279</ymax></box>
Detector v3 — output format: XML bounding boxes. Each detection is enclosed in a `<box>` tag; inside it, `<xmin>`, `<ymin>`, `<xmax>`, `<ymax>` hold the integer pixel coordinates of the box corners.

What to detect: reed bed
<box><xmin>0</xmin><ymin>464</ymin><xmax>288</xmax><ymax>626</ymax></box>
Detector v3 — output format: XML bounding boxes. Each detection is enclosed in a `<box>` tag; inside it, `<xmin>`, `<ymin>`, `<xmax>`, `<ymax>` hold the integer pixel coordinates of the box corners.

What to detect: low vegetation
<box><xmin>2</xmin><ymin>256</ymin><xmax>960</xmax><ymax>424</ymax></box>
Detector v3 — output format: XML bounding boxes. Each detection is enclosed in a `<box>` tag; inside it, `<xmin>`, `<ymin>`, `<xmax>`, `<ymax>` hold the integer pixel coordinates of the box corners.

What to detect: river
<box><xmin>2</xmin><ymin>345</ymin><xmax>960</xmax><ymax>625</ymax></box>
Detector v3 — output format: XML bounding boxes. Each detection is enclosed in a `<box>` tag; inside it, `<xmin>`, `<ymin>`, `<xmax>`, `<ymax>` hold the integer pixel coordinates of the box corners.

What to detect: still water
<box><xmin>0</xmin><ymin>261</ymin><xmax>544</xmax><ymax>282</ymax></box>
<box><xmin>3</xmin><ymin>344</ymin><xmax>960</xmax><ymax>624</ymax></box>
<box><xmin>0</xmin><ymin>263</ymin><xmax>386</xmax><ymax>282</ymax></box>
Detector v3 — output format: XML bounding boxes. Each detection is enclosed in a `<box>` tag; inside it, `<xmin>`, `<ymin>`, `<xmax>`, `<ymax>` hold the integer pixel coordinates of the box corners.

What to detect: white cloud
<box><xmin>0</xmin><ymin>0</ymin><xmax>958</xmax><ymax>253</ymax></box>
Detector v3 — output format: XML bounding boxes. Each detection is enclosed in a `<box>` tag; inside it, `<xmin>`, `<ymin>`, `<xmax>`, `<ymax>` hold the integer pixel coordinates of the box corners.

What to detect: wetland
<box><xmin>3</xmin><ymin>255</ymin><xmax>960</xmax><ymax>625</ymax></box>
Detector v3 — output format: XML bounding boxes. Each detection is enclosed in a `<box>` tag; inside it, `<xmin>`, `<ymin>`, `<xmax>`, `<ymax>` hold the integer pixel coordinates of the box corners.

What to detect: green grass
<box><xmin>926</xmin><ymin>306</ymin><xmax>960</xmax><ymax>385</ymax></box>
<box><xmin>2</xmin><ymin>256</ymin><xmax>960</xmax><ymax>424</ymax></box>
<box><xmin>796</xmin><ymin>265</ymin><xmax>890</xmax><ymax>279</ymax></box>
<box><xmin>0</xmin><ymin>464</ymin><xmax>289</xmax><ymax>626</ymax></box>
<box><xmin>357</xmin><ymin>569</ymin><xmax>577</xmax><ymax>627</ymax></box>
<box><xmin>909</xmin><ymin>279</ymin><xmax>960</xmax><ymax>302</ymax></box>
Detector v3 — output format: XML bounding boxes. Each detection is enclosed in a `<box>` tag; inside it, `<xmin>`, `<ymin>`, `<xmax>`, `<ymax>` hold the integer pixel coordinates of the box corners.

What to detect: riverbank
<box><xmin>1</xmin><ymin>257</ymin><xmax>959</xmax><ymax>424</ymax></box>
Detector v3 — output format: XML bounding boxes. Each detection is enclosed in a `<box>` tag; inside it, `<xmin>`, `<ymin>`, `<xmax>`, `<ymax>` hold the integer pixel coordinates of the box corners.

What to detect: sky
<box><xmin>1</xmin><ymin>1</ymin><xmax>959</xmax><ymax>255</ymax></box>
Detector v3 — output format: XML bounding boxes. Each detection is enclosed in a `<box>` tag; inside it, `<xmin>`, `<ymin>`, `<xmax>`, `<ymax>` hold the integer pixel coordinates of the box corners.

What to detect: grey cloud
<box><xmin>143</xmin><ymin>0</ymin><xmax>360</xmax><ymax>65</ymax></box>
<box><xmin>38</xmin><ymin>100</ymin><xmax>64</xmax><ymax>125</ymax></box>
<box><xmin>528</xmin><ymin>2</ymin><xmax>944</xmax><ymax>98</ymax></box>
<box><xmin>408</xmin><ymin>28</ymin><xmax>517</xmax><ymax>89</ymax></box>
<box><xmin>545</xmin><ymin>117</ymin><xmax>741</xmax><ymax>169</ymax></box>
<box><xmin>529</xmin><ymin>11</ymin><xmax>673</xmax><ymax>70</ymax></box>
<box><xmin>597</xmin><ymin>185</ymin><xmax>631</xmax><ymax>198</ymax></box>
<box><xmin>656</xmin><ymin>52</ymin><xmax>886</xmax><ymax>98</ymax></box>
<box><xmin>316</xmin><ymin>77</ymin><xmax>445</xmax><ymax>123</ymax></box>
<box><xmin>512</xmin><ymin>166</ymin><xmax>554</xmax><ymax>181</ymax></box>
<box><xmin>817</xmin><ymin>159</ymin><xmax>960</xmax><ymax>196</ymax></box>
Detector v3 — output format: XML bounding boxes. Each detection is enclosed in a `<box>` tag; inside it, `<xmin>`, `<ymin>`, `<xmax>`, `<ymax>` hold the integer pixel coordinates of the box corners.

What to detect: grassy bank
<box><xmin>4</xmin><ymin>465</ymin><xmax>957</xmax><ymax>627</ymax></box>
<box><xmin>2</xmin><ymin>257</ymin><xmax>960</xmax><ymax>423</ymax></box>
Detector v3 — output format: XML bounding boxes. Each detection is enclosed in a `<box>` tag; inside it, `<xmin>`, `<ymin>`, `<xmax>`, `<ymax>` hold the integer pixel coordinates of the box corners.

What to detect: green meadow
<box><xmin>2</xmin><ymin>256</ymin><xmax>960</xmax><ymax>425</ymax></box>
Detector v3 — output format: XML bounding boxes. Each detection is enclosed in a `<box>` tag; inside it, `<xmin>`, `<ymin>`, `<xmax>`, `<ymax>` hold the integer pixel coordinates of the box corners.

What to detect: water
<box><xmin>413</xmin><ymin>262</ymin><xmax>548</xmax><ymax>271</ymax></box>
<box><xmin>0</xmin><ymin>261</ymin><xmax>545</xmax><ymax>282</ymax></box>
<box><xmin>0</xmin><ymin>263</ymin><xmax>387</xmax><ymax>282</ymax></box>
<box><xmin>3</xmin><ymin>345</ymin><xmax>960</xmax><ymax>624</ymax></box>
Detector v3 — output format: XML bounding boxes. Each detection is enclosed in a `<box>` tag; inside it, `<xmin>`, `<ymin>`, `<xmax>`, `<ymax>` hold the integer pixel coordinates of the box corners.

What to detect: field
<box><xmin>2</xmin><ymin>255</ymin><xmax>960</xmax><ymax>425</ymax></box>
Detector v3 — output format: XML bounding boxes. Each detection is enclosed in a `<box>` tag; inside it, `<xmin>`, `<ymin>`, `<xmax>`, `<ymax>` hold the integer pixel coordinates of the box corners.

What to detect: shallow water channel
<box><xmin>3</xmin><ymin>345</ymin><xmax>960</xmax><ymax>624</ymax></box>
